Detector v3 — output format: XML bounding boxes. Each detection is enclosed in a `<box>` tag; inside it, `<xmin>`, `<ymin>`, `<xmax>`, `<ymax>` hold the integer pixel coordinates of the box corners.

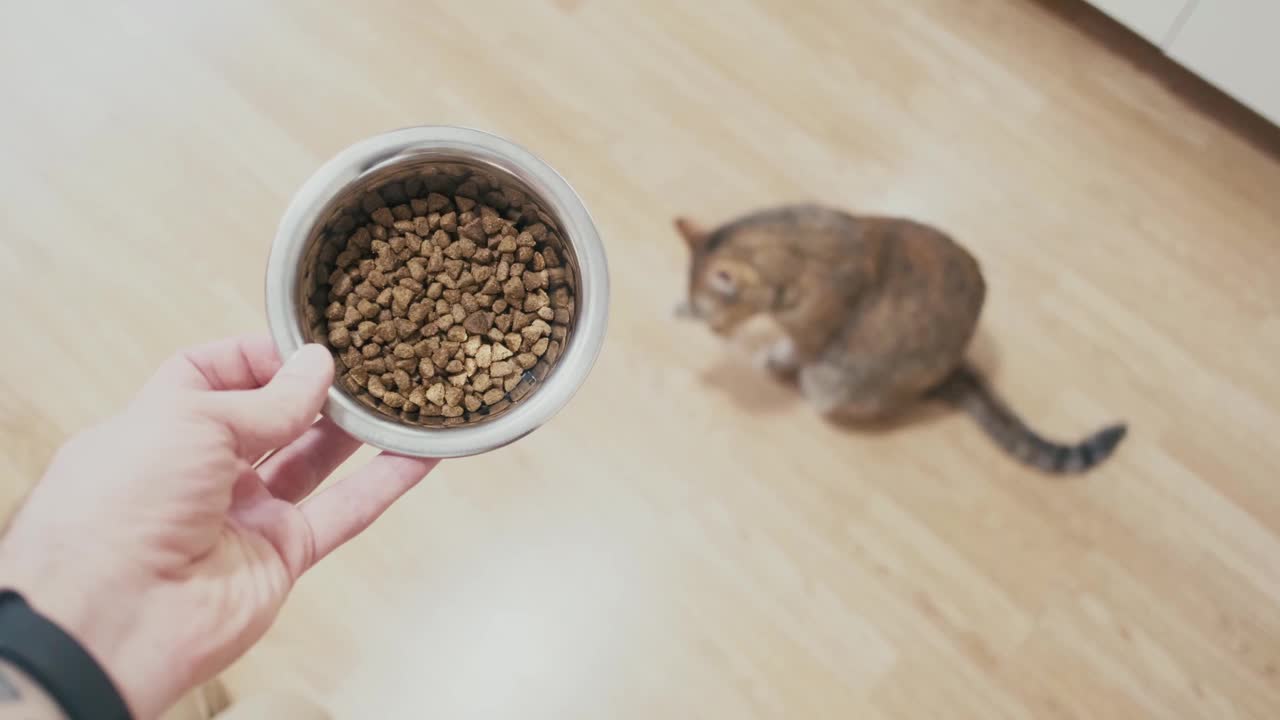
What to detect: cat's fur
<box><xmin>676</xmin><ymin>205</ymin><xmax>1126</xmax><ymax>474</ymax></box>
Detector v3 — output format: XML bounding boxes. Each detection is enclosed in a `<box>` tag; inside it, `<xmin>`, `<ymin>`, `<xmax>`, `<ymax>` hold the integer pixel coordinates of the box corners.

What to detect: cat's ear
<box><xmin>674</xmin><ymin>217</ymin><xmax>710</xmax><ymax>249</ymax></box>
<box><xmin>705</xmin><ymin>258</ymin><xmax>758</xmax><ymax>296</ymax></box>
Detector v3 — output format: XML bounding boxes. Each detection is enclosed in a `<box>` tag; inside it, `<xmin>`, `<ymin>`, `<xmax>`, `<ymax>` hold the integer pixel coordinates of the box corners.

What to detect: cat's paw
<box><xmin>756</xmin><ymin>338</ymin><xmax>800</xmax><ymax>382</ymax></box>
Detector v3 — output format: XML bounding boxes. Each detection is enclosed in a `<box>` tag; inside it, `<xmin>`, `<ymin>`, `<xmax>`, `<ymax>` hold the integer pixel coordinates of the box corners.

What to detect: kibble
<box><xmin>308</xmin><ymin>171</ymin><xmax>575</xmax><ymax>427</ymax></box>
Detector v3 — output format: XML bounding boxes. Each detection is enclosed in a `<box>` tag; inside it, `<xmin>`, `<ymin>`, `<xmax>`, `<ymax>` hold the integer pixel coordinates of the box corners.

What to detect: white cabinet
<box><xmin>1089</xmin><ymin>0</ymin><xmax>1193</xmax><ymax>44</ymax></box>
<box><xmin>1087</xmin><ymin>0</ymin><xmax>1280</xmax><ymax>126</ymax></box>
<box><xmin>1166</xmin><ymin>1</ymin><xmax>1280</xmax><ymax>124</ymax></box>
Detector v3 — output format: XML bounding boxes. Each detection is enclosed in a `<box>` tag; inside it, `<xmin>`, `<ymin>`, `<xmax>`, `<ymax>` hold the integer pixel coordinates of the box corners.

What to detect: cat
<box><xmin>675</xmin><ymin>205</ymin><xmax>1126</xmax><ymax>474</ymax></box>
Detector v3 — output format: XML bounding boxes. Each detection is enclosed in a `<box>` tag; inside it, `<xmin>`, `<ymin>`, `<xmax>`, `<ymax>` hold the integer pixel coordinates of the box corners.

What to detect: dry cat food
<box><xmin>303</xmin><ymin>169</ymin><xmax>575</xmax><ymax>426</ymax></box>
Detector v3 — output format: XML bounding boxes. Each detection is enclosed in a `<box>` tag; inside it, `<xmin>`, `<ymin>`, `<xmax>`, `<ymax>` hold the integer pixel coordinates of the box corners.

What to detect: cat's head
<box><xmin>674</xmin><ymin>217</ymin><xmax>775</xmax><ymax>335</ymax></box>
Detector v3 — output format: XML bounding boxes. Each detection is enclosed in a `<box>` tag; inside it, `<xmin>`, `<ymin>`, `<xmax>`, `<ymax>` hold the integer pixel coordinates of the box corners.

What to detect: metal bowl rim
<box><xmin>265</xmin><ymin>126</ymin><xmax>609</xmax><ymax>457</ymax></box>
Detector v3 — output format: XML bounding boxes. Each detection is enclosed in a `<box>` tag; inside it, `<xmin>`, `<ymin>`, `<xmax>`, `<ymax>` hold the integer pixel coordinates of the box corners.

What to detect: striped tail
<box><xmin>932</xmin><ymin>365</ymin><xmax>1127</xmax><ymax>474</ymax></box>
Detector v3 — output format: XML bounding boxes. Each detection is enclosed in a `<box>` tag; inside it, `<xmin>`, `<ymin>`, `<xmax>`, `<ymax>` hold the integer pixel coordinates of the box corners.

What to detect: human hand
<box><xmin>0</xmin><ymin>334</ymin><xmax>437</xmax><ymax>719</ymax></box>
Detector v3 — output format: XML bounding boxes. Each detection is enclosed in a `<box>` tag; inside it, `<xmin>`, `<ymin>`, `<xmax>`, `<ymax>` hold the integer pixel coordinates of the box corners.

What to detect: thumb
<box><xmin>205</xmin><ymin>344</ymin><xmax>334</xmax><ymax>459</ymax></box>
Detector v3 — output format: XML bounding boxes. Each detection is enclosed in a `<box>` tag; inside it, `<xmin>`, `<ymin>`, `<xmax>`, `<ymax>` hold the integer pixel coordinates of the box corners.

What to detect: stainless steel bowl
<box><xmin>265</xmin><ymin>126</ymin><xmax>609</xmax><ymax>457</ymax></box>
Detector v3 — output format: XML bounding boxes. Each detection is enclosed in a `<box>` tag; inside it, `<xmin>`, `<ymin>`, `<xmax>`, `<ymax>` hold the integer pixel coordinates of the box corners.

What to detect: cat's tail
<box><xmin>931</xmin><ymin>364</ymin><xmax>1126</xmax><ymax>474</ymax></box>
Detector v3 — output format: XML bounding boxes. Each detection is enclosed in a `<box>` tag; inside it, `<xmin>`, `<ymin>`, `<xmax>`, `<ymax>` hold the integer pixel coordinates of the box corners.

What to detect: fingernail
<box><xmin>286</xmin><ymin>344</ymin><xmax>333</xmax><ymax>374</ymax></box>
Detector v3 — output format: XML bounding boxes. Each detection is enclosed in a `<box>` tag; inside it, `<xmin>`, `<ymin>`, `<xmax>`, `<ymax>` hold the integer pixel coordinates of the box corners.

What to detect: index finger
<box><xmin>142</xmin><ymin>334</ymin><xmax>283</xmax><ymax>395</ymax></box>
<box><xmin>298</xmin><ymin>454</ymin><xmax>439</xmax><ymax>572</ymax></box>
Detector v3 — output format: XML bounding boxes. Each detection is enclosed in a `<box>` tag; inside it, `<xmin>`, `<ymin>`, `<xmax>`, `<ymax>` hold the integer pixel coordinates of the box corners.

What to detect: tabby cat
<box><xmin>675</xmin><ymin>205</ymin><xmax>1126</xmax><ymax>474</ymax></box>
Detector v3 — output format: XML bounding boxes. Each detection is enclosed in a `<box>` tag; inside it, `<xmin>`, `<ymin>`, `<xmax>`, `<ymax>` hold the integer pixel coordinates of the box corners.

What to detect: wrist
<box><xmin>0</xmin><ymin>549</ymin><xmax>147</xmax><ymax>718</ymax></box>
<box><xmin>0</xmin><ymin>657</ymin><xmax>68</xmax><ymax>719</ymax></box>
<box><xmin>0</xmin><ymin>589</ymin><xmax>135</xmax><ymax>720</ymax></box>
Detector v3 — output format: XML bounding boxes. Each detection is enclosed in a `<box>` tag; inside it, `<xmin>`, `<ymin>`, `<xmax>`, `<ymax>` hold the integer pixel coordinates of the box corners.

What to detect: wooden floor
<box><xmin>3</xmin><ymin>1</ymin><xmax>1280</xmax><ymax>717</ymax></box>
